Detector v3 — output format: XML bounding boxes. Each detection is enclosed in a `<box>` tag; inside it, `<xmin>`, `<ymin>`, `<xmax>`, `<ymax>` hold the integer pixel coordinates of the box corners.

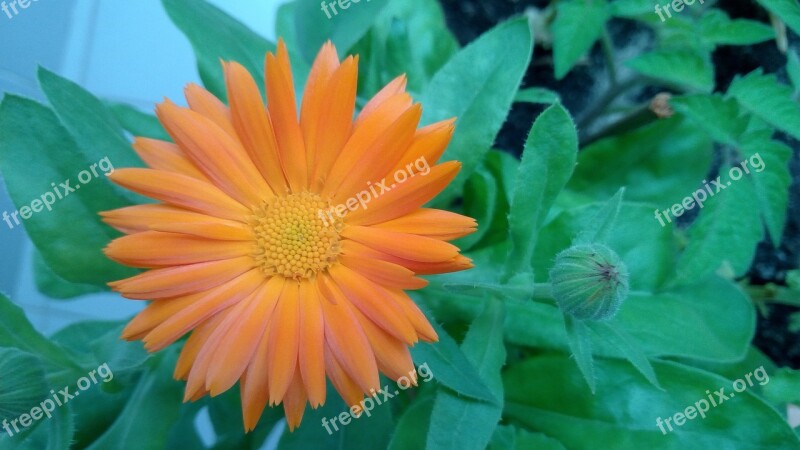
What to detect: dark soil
<box><xmin>439</xmin><ymin>0</ymin><xmax>800</xmax><ymax>368</ymax></box>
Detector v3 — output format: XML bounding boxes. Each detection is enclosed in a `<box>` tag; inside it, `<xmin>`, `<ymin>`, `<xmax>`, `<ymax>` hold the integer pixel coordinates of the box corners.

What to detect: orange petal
<box><xmin>156</xmin><ymin>99</ymin><xmax>272</xmax><ymax>206</ymax></box>
<box><xmin>110</xmin><ymin>256</ymin><xmax>254</xmax><ymax>300</ymax></box>
<box><xmin>267</xmin><ymin>281</ymin><xmax>300</xmax><ymax>403</ymax></box>
<box><xmin>332</xmin><ymin>104</ymin><xmax>422</xmax><ymax>203</ymax></box>
<box><xmin>341</xmin><ymin>226</ymin><xmax>459</xmax><ymax>263</ymax></box>
<box><xmin>101</xmin><ymin>204</ymin><xmax>247</xmax><ymax>235</ymax></box>
<box><xmin>298</xmin><ymin>280</ymin><xmax>326</xmax><ymax>407</ymax></box>
<box><xmin>324</xmin><ymin>341</ymin><xmax>368</xmax><ymax>407</ymax></box>
<box><xmin>322</xmin><ymin>93</ymin><xmax>413</xmax><ymax>198</ymax></box>
<box><xmin>327</xmin><ymin>264</ymin><xmax>417</xmax><ymax>344</ymax></box>
<box><xmin>205</xmin><ymin>276</ymin><xmax>284</xmax><ymax>395</ymax></box>
<box><xmin>132</xmin><ymin>137</ymin><xmax>208</xmax><ymax>181</ymax></box>
<box><xmin>184</xmin><ymin>306</ymin><xmax>239</xmax><ymax>400</ymax></box>
<box><xmin>372</xmin><ymin>208</ymin><xmax>477</xmax><ymax>241</ymax></box>
<box><xmin>355</xmin><ymin>74</ymin><xmax>407</xmax><ymax>126</ymax></box>
<box><xmin>149</xmin><ymin>220</ymin><xmax>253</xmax><ymax>241</ymax></box>
<box><xmin>174</xmin><ymin>314</ymin><xmax>226</xmax><ymax>380</ymax></box>
<box><xmin>142</xmin><ymin>269</ymin><xmax>264</xmax><ymax>351</ymax></box>
<box><xmin>105</xmin><ymin>231</ymin><xmax>252</xmax><ymax>268</ymax></box>
<box><xmin>386</xmin><ymin>289</ymin><xmax>438</xmax><ymax>343</ymax></box>
<box><xmin>389</xmin><ymin>118</ymin><xmax>456</xmax><ymax>175</ymax></box>
<box><xmin>353</xmin><ymin>307</ymin><xmax>418</xmax><ymax>383</ymax></box>
<box><xmin>317</xmin><ymin>274</ymin><xmax>380</xmax><ymax>394</ymax></box>
<box><xmin>109</xmin><ymin>168</ymin><xmax>250</xmax><ymax>222</ymax></box>
<box><xmin>225</xmin><ymin>61</ymin><xmax>288</xmax><ymax>194</ymax></box>
<box><xmin>122</xmin><ymin>294</ymin><xmax>198</xmax><ymax>341</ymax></box>
<box><xmin>307</xmin><ymin>56</ymin><xmax>358</xmax><ymax>191</ymax></box>
<box><xmin>344</xmin><ymin>161</ymin><xmax>461</xmax><ymax>226</ymax></box>
<box><xmin>241</xmin><ymin>323</ymin><xmax>272</xmax><ymax>431</ymax></box>
<box><xmin>266</xmin><ymin>40</ymin><xmax>307</xmax><ymax>191</ymax></box>
<box><xmin>340</xmin><ymin>240</ymin><xmax>473</xmax><ymax>275</ymax></box>
<box><xmin>184</xmin><ymin>83</ymin><xmax>237</xmax><ymax>137</ymax></box>
<box><xmin>283</xmin><ymin>369</ymin><xmax>308</xmax><ymax>431</ymax></box>
<box><xmin>339</xmin><ymin>253</ymin><xmax>428</xmax><ymax>290</ymax></box>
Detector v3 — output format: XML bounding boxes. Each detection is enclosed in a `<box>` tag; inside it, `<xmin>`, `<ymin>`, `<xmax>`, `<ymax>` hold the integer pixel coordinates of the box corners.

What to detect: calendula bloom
<box><xmin>102</xmin><ymin>40</ymin><xmax>476</xmax><ymax>431</ymax></box>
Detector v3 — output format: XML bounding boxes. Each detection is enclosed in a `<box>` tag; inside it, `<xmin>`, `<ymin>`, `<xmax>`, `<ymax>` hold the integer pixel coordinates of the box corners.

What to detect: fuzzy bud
<box><xmin>549</xmin><ymin>243</ymin><xmax>629</xmax><ymax>321</ymax></box>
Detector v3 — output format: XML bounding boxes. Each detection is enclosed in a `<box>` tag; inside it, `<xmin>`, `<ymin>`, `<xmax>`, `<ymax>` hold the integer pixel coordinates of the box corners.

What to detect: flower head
<box><xmin>101</xmin><ymin>40</ymin><xmax>475</xmax><ymax>431</ymax></box>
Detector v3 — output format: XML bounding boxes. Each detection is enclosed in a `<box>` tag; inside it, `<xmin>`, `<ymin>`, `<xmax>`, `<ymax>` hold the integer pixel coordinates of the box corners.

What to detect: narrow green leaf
<box><xmin>552</xmin><ymin>0</ymin><xmax>609</xmax><ymax>79</ymax></box>
<box><xmin>458</xmin><ymin>167</ymin><xmax>498</xmax><ymax>250</ymax></box>
<box><xmin>410</xmin><ymin>320</ymin><xmax>496</xmax><ymax>403</ymax></box>
<box><xmin>627</xmin><ymin>49</ymin><xmax>714</xmax><ymax>92</ymax></box>
<box><xmin>0</xmin><ymin>95</ymin><xmax>137</xmax><ymax>285</ymax></box>
<box><xmin>670</xmin><ymin>94</ymin><xmax>752</xmax><ymax>146</ymax></box>
<box><xmin>505</xmin><ymin>103</ymin><xmax>578</xmax><ymax>278</ymax></box>
<box><xmin>762</xmin><ymin>368</ymin><xmax>800</xmax><ymax>403</ymax></box>
<box><xmin>424</xmin><ymin>18</ymin><xmax>533</xmax><ymax>206</ymax></box>
<box><xmin>574</xmin><ymin>188</ymin><xmax>623</xmax><ymax>245</ymax></box>
<box><xmin>426</xmin><ymin>299</ymin><xmax>506</xmax><ymax>450</ymax></box>
<box><xmin>727</xmin><ymin>69</ymin><xmax>800</xmax><ymax>141</ymax></box>
<box><xmin>740</xmin><ymin>132</ymin><xmax>792</xmax><ymax>245</ymax></box>
<box><xmin>515</xmin><ymin>87</ymin><xmax>561</xmax><ymax>105</ymax></box>
<box><xmin>590</xmin><ymin>321</ymin><xmax>661</xmax><ymax>389</ymax></box>
<box><xmin>674</xmin><ymin>170</ymin><xmax>762</xmax><ymax>284</ymax></box>
<box><xmin>85</xmin><ymin>354</ymin><xmax>183</xmax><ymax>450</ymax></box>
<box><xmin>563</xmin><ymin>316</ymin><xmax>596</xmax><ymax>393</ymax></box>
<box><xmin>387</xmin><ymin>396</ymin><xmax>434</xmax><ymax>450</ymax></box>
<box><xmin>38</xmin><ymin>68</ymin><xmax>144</xmax><ymax>173</ymax></box>
<box><xmin>699</xmin><ymin>10</ymin><xmax>774</xmax><ymax>46</ymax></box>
<box><xmin>787</xmin><ymin>51</ymin><xmax>800</xmax><ymax>94</ymax></box>
<box><xmin>162</xmin><ymin>0</ymin><xmax>276</xmax><ymax>100</ymax></box>
<box><xmin>490</xmin><ymin>426</ymin><xmax>567</xmax><ymax>450</ymax></box>
<box><xmin>754</xmin><ymin>0</ymin><xmax>800</xmax><ymax>36</ymax></box>
<box><xmin>504</xmin><ymin>355</ymin><xmax>800</xmax><ymax>448</ymax></box>
<box><xmin>33</xmin><ymin>250</ymin><xmax>105</xmax><ymax>299</ymax></box>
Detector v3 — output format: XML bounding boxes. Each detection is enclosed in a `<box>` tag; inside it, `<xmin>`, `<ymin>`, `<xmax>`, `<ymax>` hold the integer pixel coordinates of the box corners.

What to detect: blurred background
<box><xmin>0</xmin><ymin>0</ymin><xmax>285</xmax><ymax>334</ymax></box>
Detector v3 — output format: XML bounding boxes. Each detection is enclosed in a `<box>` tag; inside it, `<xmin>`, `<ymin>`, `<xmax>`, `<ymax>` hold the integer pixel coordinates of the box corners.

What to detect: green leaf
<box><xmin>38</xmin><ymin>68</ymin><xmax>144</xmax><ymax>174</ymax></box>
<box><xmin>552</xmin><ymin>0</ymin><xmax>609</xmax><ymax>79</ymax></box>
<box><xmin>388</xmin><ymin>396</ymin><xmax>434</xmax><ymax>450</ymax></box>
<box><xmin>458</xmin><ymin>167</ymin><xmax>498</xmax><ymax>250</ymax></box>
<box><xmin>627</xmin><ymin>49</ymin><xmax>714</xmax><ymax>92</ymax></box>
<box><xmin>294</xmin><ymin>0</ymin><xmax>390</xmax><ymax>62</ymax></box>
<box><xmin>787</xmin><ymin>51</ymin><xmax>800</xmax><ymax>94</ymax></box>
<box><xmin>426</xmin><ymin>274</ymin><xmax>754</xmax><ymax>363</ymax></box>
<box><xmin>590</xmin><ymin>321</ymin><xmax>661</xmax><ymax>389</ymax></box>
<box><xmin>568</xmin><ymin>116</ymin><xmax>713</xmax><ymax>206</ymax></box>
<box><xmin>163</xmin><ymin>0</ymin><xmax>275</xmax><ymax>100</ymax></box>
<box><xmin>106</xmin><ymin>101</ymin><xmax>170</xmax><ymax>141</ymax></box>
<box><xmin>33</xmin><ymin>250</ymin><xmax>105</xmax><ymax>299</ymax></box>
<box><xmin>740</xmin><ymin>132</ymin><xmax>792</xmax><ymax>245</ymax></box>
<box><xmin>504</xmin><ymin>355</ymin><xmax>800</xmax><ymax>448</ymax></box>
<box><xmin>754</xmin><ymin>0</ymin><xmax>800</xmax><ymax>36</ymax></box>
<box><xmin>699</xmin><ymin>10</ymin><xmax>774</xmax><ymax>46</ymax></box>
<box><xmin>410</xmin><ymin>320</ymin><xmax>496</xmax><ymax>403</ymax></box>
<box><xmin>85</xmin><ymin>354</ymin><xmax>183</xmax><ymax>450</ymax></box>
<box><xmin>563</xmin><ymin>316</ymin><xmax>596</xmax><ymax>393</ymax></box>
<box><xmin>0</xmin><ymin>95</ymin><xmax>137</xmax><ymax>285</ymax></box>
<box><xmin>727</xmin><ymin>69</ymin><xmax>800</xmax><ymax>141</ymax></box>
<box><xmin>0</xmin><ymin>294</ymin><xmax>78</xmax><ymax>370</ymax></box>
<box><xmin>574</xmin><ymin>188</ymin><xmax>623</xmax><ymax>245</ymax></box>
<box><xmin>505</xmin><ymin>103</ymin><xmax>578</xmax><ymax>278</ymax></box>
<box><xmin>669</xmin><ymin>94</ymin><xmax>752</xmax><ymax>146</ymax></box>
<box><xmin>514</xmin><ymin>87</ymin><xmax>561</xmax><ymax>105</ymax></box>
<box><xmin>425</xmin><ymin>299</ymin><xmax>506</xmax><ymax>450</ymax></box>
<box><xmin>424</xmin><ymin>18</ymin><xmax>533</xmax><ymax>206</ymax></box>
<box><xmin>0</xmin><ymin>348</ymin><xmax>49</xmax><ymax>425</ymax></box>
<box><xmin>489</xmin><ymin>426</ymin><xmax>567</xmax><ymax>450</ymax></box>
<box><xmin>762</xmin><ymin>368</ymin><xmax>800</xmax><ymax>403</ymax></box>
<box><xmin>674</xmin><ymin>169</ymin><xmax>762</xmax><ymax>284</ymax></box>
<box><xmin>609</xmin><ymin>0</ymin><xmax>654</xmax><ymax>18</ymax></box>
<box><xmin>52</xmin><ymin>321</ymin><xmax>149</xmax><ymax>375</ymax></box>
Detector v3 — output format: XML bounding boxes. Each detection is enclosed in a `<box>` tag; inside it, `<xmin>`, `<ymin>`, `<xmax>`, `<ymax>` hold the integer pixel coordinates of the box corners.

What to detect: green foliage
<box><xmin>0</xmin><ymin>0</ymin><xmax>797</xmax><ymax>448</ymax></box>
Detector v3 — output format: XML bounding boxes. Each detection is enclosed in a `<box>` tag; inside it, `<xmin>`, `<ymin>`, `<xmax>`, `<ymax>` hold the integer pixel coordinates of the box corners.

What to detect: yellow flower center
<box><xmin>250</xmin><ymin>192</ymin><xmax>341</xmax><ymax>280</ymax></box>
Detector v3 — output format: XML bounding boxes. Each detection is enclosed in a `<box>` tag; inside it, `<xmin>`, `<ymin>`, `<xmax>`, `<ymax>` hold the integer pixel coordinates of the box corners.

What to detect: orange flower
<box><xmin>102</xmin><ymin>40</ymin><xmax>476</xmax><ymax>431</ymax></box>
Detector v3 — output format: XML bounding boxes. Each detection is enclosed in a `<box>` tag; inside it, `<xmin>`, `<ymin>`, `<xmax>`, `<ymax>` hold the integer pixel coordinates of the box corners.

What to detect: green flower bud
<box><xmin>549</xmin><ymin>243</ymin><xmax>629</xmax><ymax>321</ymax></box>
